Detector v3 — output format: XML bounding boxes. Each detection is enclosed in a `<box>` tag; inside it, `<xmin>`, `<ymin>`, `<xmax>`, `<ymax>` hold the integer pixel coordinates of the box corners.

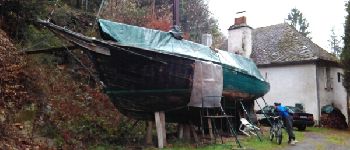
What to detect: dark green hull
<box><xmin>222</xmin><ymin>66</ymin><xmax>270</xmax><ymax>99</ymax></box>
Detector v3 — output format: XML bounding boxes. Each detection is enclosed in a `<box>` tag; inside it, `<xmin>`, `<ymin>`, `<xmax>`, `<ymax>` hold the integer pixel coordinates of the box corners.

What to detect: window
<box><xmin>338</xmin><ymin>72</ymin><xmax>341</xmax><ymax>83</ymax></box>
<box><xmin>325</xmin><ymin>68</ymin><xmax>332</xmax><ymax>90</ymax></box>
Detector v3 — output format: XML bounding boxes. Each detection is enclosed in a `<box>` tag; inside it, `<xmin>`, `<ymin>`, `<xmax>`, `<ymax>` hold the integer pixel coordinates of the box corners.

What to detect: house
<box><xmin>227</xmin><ymin>17</ymin><xmax>348</xmax><ymax>125</ymax></box>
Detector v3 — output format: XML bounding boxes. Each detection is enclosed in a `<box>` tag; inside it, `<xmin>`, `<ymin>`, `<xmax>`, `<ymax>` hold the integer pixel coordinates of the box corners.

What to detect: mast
<box><xmin>173</xmin><ymin>0</ymin><xmax>180</xmax><ymax>27</ymax></box>
<box><xmin>171</xmin><ymin>0</ymin><xmax>183</xmax><ymax>40</ymax></box>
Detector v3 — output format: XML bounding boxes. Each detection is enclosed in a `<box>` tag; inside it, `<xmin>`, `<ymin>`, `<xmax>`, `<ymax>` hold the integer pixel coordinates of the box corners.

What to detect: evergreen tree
<box><xmin>341</xmin><ymin>1</ymin><xmax>350</xmax><ymax>93</ymax></box>
<box><xmin>329</xmin><ymin>27</ymin><xmax>342</xmax><ymax>57</ymax></box>
<box><xmin>286</xmin><ymin>8</ymin><xmax>311</xmax><ymax>39</ymax></box>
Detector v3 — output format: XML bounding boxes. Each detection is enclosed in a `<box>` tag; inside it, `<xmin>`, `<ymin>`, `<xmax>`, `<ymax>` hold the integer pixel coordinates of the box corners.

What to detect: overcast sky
<box><xmin>208</xmin><ymin>0</ymin><xmax>347</xmax><ymax>51</ymax></box>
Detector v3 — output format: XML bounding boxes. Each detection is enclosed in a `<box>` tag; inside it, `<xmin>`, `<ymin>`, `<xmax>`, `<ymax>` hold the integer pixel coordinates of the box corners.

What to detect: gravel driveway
<box><xmin>284</xmin><ymin>130</ymin><xmax>350</xmax><ymax>150</ymax></box>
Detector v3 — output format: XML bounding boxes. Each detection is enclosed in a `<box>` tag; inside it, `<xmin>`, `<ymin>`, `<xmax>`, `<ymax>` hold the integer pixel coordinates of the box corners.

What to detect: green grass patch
<box><xmin>327</xmin><ymin>134</ymin><xmax>346</xmax><ymax>145</ymax></box>
<box><xmin>307</xmin><ymin>127</ymin><xmax>331</xmax><ymax>133</ymax></box>
<box><xmin>161</xmin><ymin>129</ymin><xmax>305</xmax><ymax>150</ymax></box>
<box><xmin>239</xmin><ymin>130</ymin><xmax>304</xmax><ymax>150</ymax></box>
<box><xmin>307</xmin><ymin>127</ymin><xmax>350</xmax><ymax>146</ymax></box>
<box><xmin>315</xmin><ymin>143</ymin><xmax>325</xmax><ymax>150</ymax></box>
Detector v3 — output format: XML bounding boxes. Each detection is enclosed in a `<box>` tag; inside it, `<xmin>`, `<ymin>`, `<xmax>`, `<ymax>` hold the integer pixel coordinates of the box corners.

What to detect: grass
<box><xmin>323</xmin><ymin>129</ymin><xmax>350</xmax><ymax>146</ymax></box>
<box><xmin>327</xmin><ymin>135</ymin><xmax>346</xmax><ymax>145</ymax></box>
<box><xmin>314</xmin><ymin>143</ymin><xmax>325</xmax><ymax>150</ymax></box>
<box><xmin>306</xmin><ymin>127</ymin><xmax>350</xmax><ymax>146</ymax></box>
<box><xmin>237</xmin><ymin>129</ymin><xmax>304</xmax><ymax>150</ymax></box>
<box><xmin>307</xmin><ymin>127</ymin><xmax>330</xmax><ymax>133</ymax></box>
<box><xmin>159</xmin><ymin>128</ymin><xmax>305</xmax><ymax>150</ymax></box>
<box><xmin>96</xmin><ymin>127</ymin><xmax>350</xmax><ymax>150</ymax></box>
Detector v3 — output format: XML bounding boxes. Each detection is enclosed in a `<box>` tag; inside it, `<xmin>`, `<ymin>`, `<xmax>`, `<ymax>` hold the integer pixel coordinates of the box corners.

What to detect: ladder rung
<box><xmin>203</xmin><ymin>115</ymin><xmax>235</xmax><ymax>118</ymax></box>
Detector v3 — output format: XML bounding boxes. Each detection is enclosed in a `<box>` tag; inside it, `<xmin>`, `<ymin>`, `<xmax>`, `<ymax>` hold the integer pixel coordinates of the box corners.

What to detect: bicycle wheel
<box><xmin>276</xmin><ymin>127</ymin><xmax>282</xmax><ymax>145</ymax></box>
<box><xmin>269</xmin><ymin>126</ymin><xmax>274</xmax><ymax>141</ymax></box>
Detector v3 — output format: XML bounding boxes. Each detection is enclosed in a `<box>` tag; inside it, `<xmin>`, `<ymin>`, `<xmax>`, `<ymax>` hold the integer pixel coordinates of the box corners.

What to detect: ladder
<box><xmin>200</xmin><ymin>96</ymin><xmax>242</xmax><ymax>148</ymax></box>
<box><xmin>256</xmin><ymin>97</ymin><xmax>273</xmax><ymax>126</ymax></box>
<box><xmin>239</xmin><ymin>100</ymin><xmax>262</xmax><ymax>141</ymax></box>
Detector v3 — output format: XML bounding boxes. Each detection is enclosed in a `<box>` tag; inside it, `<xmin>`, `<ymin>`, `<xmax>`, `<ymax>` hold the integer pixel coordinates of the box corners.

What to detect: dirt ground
<box><xmin>284</xmin><ymin>128</ymin><xmax>350</xmax><ymax>150</ymax></box>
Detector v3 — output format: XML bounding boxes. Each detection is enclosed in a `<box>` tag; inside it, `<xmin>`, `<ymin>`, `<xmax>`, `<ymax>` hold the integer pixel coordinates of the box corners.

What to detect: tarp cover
<box><xmin>188</xmin><ymin>61</ymin><xmax>223</xmax><ymax>107</ymax></box>
<box><xmin>98</xmin><ymin>19</ymin><xmax>265</xmax><ymax>81</ymax></box>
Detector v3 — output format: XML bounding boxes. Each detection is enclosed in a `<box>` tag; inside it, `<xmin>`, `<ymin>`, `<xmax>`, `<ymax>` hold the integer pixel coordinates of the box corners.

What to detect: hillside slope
<box><xmin>0</xmin><ymin>27</ymin><xmax>124</xmax><ymax>149</ymax></box>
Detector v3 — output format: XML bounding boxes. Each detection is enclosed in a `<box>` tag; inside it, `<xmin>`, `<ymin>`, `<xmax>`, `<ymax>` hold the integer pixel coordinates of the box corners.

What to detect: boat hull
<box><xmin>222</xmin><ymin>66</ymin><xmax>270</xmax><ymax>99</ymax></box>
<box><xmin>94</xmin><ymin>46</ymin><xmax>195</xmax><ymax>115</ymax></box>
<box><xmin>93</xmin><ymin>46</ymin><xmax>269</xmax><ymax>120</ymax></box>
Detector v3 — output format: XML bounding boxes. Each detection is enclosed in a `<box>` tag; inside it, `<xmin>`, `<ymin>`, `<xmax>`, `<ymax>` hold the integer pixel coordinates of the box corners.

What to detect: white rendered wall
<box><xmin>228</xmin><ymin>27</ymin><xmax>252</xmax><ymax>57</ymax></box>
<box><xmin>256</xmin><ymin>64</ymin><xmax>319</xmax><ymax>123</ymax></box>
<box><xmin>332</xmin><ymin>68</ymin><xmax>348</xmax><ymax>123</ymax></box>
<box><xmin>317</xmin><ymin>67</ymin><xmax>348</xmax><ymax>123</ymax></box>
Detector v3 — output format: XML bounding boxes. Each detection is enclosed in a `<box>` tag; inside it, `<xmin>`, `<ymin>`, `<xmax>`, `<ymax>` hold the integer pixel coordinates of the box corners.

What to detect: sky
<box><xmin>208</xmin><ymin>0</ymin><xmax>347</xmax><ymax>51</ymax></box>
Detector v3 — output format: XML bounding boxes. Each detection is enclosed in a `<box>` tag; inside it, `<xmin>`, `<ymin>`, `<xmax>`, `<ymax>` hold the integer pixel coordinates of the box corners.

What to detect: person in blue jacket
<box><xmin>274</xmin><ymin>102</ymin><xmax>298</xmax><ymax>145</ymax></box>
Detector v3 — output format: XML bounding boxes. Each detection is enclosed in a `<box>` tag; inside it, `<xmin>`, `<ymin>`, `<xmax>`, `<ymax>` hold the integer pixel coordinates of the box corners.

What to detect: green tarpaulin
<box><xmin>321</xmin><ymin>105</ymin><xmax>334</xmax><ymax>114</ymax></box>
<box><xmin>99</xmin><ymin>19</ymin><xmax>265</xmax><ymax>81</ymax></box>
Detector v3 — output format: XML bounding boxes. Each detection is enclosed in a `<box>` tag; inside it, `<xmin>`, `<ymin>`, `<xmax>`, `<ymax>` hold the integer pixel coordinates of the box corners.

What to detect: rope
<box><xmin>96</xmin><ymin>0</ymin><xmax>106</xmax><ymax>19</ymax></box>
<box><xmin>92</xmin><ymin>0</ymin><xmax>106</xmax><ymax>31</ymax></box>
<box><xmin>62</xmin><ymin>43</ymin><xmax>105</xmax><ymax>88</ymax></box>
<box><xmin>21</xmin><ymin>35</ymin><xmax>55</xmax><ymax>51</ymax></box>
<box><xmin>47</xmin><ymin>0</ymin><xmax>60</xmax><ymax>22</ymax></box>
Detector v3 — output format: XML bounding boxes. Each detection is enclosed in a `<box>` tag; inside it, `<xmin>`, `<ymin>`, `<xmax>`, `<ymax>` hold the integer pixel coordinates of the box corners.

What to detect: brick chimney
<box><xmin>227</xmin><ymin>16</ymin><xmax>252</xmax><ymax>57</ymax></box>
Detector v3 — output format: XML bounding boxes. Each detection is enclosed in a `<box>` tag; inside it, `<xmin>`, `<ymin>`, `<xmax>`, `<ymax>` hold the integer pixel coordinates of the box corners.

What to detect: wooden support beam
<box><xmin>145</xmin><ymin>121</ymin><xmax>153</xmax><ymax>145</ymax></box>
<box><xmin>155</xmin><ymin>111</ymin><xmax>166</xmax><ymax>148</ymax></box>
<box><xmin>208</xmin><ymin>118</ymin><xmax>214</xmax><ymax>140</ymax></box>
<box><xmin>190</xmin><ymin>123</ymin><xmax>199</xmax><ymax>143</ymax></box>
<box><xmin>160</xmin><ymin>112</ymin><xmax>167</xmax><ymax>146</ymax></box>
<box><xmin>183</xmin><ymin>124</ymin><xmax>191</xmax><ymax>141</ymax></box>
<box><xmin>178</xmin><ymin>124</ymin><xmax>184</xmax><ymax>139</ymax></box>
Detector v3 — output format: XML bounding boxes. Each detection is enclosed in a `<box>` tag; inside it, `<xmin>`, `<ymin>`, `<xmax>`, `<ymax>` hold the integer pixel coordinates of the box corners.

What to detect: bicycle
<box><xmin>269</xmin><ymin>115</ymin><xmax>283</xmax><ymax>145</ymax></box>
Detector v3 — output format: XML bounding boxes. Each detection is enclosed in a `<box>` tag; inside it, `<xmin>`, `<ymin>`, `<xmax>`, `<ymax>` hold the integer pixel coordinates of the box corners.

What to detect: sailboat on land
<box><xmin>36</xmin><ymin>18</ymin><xmax>269</xmax><ymax>121</ymax></box>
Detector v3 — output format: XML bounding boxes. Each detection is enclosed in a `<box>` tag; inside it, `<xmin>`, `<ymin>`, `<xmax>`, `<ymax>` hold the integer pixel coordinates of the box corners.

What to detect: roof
<box><xmin>251</xmin><ymin>23</ymin><xmax>338</xmax><ymax>66</ymax></box>
<box><xmin>98</xmin><ymin>19</ymin><xmax>265</xmax><ymax>81</ymax></box>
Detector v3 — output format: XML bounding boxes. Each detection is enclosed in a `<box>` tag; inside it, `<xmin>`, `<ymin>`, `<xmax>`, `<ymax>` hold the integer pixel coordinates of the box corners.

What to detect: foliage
<box><xmin>61</xmin><ymin>0</ymin><xmax>102</xmax><ymax>12</ymax></box>
<box><xmin>329</xmin><ymin>27</ymin><xmax>342</xmax><ymax>57</ymax></box>
<box><xmin>0</xmin><ymin>0</ymin><xmax>227</xmax><ymax>49</ymax></box>
<box><xmin>341</xmin><ymin>1</ymin><xmax>350</xmax><ymax>94</ymax></box>
<box><xmin>0</xmin><ymin>15</ymin><xmax>125</xmax><ymax>148</ymax></box>
<box><xmin>0</xmin><ymin>29</ymin><xmax>39</xmax><ymax>149</ymax></box>
<box><xmin>286</xmin><ymin>8</ymin><xmax>311</xmax><ymax>39</ymax></box>
<box><xmin>25</xmin><ymin>52</ymin><xmax>125</xmax><ymax>149</ymax></box>
<box><xmin>144</xmin><ymin>16</ymin><xmax>172</xmax><ymax>31</ymax></box>
<box><xmin>100</xmin><ymin>0</ymin><xmax>149</xmax><ymax>26</ymax></box>
<box><xmin>0</xmin><ymin>0</ymin><xmax>50</xmax><ymax>40</ymax></box>
<box><xmin>180</xmin><ymin>0</ymin><xmax>227</xmax><ymax>48</ymax></box>
<box><xmin>100</xmin><ymin>0</ymin><xmax>227</xmax><ymax>49</ymax></box>
<box><xmin>20</xmin><ymin>25</ymin><xmax>64</xmax><ymax>51</ymax></box>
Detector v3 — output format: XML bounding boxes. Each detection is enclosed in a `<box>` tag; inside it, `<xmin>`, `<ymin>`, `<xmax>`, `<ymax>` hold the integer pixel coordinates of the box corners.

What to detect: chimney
<box><xmin>234</xmin><ymin>16</ymin><xmax>247</xmax><ymax>26</ymax></box>
<box><xmin>227</xmin><ymin>16</ymin><xmax>252</xmax><ymax>57</ymax></box>
<box><xmin>201</xmin><ymin>34</ymin><xmax>213</xmax><ymax>47</ymax></box>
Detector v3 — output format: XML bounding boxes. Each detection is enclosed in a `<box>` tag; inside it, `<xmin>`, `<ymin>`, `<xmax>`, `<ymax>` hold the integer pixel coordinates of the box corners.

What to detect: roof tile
<box><xmin>251</xmin><ymin>23</ymin><xmax>338</xmax><ymax>65</ymax></box>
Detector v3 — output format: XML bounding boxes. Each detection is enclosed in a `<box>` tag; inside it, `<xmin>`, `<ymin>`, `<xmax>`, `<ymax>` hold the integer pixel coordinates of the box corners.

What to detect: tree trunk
<box><xmin>76</xmin><ymin>0</ymin><xmax>81</xmax><ymax>9</ymax></box>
